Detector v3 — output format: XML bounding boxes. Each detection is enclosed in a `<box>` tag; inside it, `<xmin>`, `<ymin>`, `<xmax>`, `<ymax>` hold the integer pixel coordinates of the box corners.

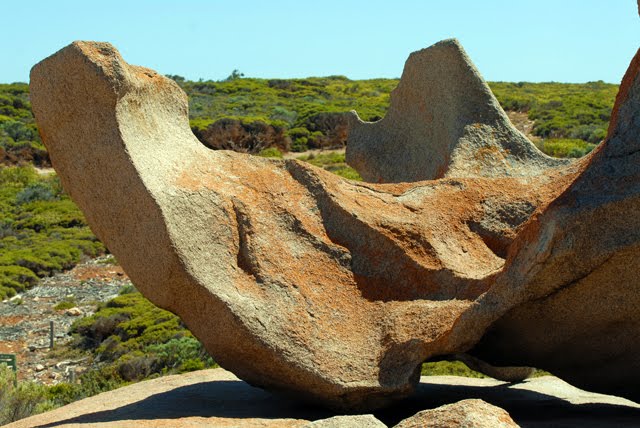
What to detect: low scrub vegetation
<box><xmin>491</xmin><ymin>80</ymin><xmax>616</xmax><ymax>144</ymax></box>
<box><xmin>0</xmin><ymin>286</ymin><xmax>218</xmax><ymax>423</ymax></box>
<box><xmin>0</xmin><ymin>83</ymin><xmax>49</xmax><ymax>166</ymax></box>
<box><xmin>538</xmin><ymin>138</ymin><xmax>597</xmax><ymax>158</ymax></box>
<box><xmin>295</xmin><ymin>152</ymin><xmax>362</xmax><ymax>181</ymax></box>
<box><xmin>70</xmin><ymin>287</ymin><xmax>217</xmax><ymax>384</ymax></box>
<box><xmin>0</xmin><ymin>166</ymin><xmax>103</xmax><ymax>299</ymax></box>
<box><xmin>0</xmin><ymin>365</ymin><xmax>53</xmax><ymax>425</ymax></box>
<box><xmin>181</xmin><ymin>75</ymin><xmax>391</xmax><ymax>153</ymax></box>
<box><xmin>421</xmin><ymin>360</ymin><xmax>486</xmax><ymax>378</ymax></box>
<box><xmin>181</xmin><ymin>77</ymin><xmax>616</xmax><ymax>155</ymax></box>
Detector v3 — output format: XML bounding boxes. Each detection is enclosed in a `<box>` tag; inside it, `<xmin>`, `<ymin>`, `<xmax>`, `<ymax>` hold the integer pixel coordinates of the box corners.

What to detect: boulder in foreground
<box><xmin>394</xmin><ymin>399</ymin><xmax>518</xmax><ymax>428</ymax></box>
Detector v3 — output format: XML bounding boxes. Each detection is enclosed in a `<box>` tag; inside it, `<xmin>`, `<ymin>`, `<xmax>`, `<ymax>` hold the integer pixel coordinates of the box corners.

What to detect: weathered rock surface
<box><xmin>8</xmin><ymin>369</ymin><xmax>640</xmax><ymax>428</ymax></box>
<box><xmin>346</xmin><ymin>39</ymin><xmax>568</xmax><ymax>183</ymax></box>
<box><xmin>304</xmin><ymin>414</ymin><xmax>386</xmax><ymax>427</ymax></box>
<box><xmin>455</xmin><ymin>46</ymin><xmax>640</xmax><ymax>401</ymax></box>
<box><xmin>393</xmin><ymin>399</ymin><xmax>518</xmax><ymax>428</ymax></box>
<box><xmin>29</xmin><ymin>36</ymin><xmax>640</xmax><ymax>411</ymax></box>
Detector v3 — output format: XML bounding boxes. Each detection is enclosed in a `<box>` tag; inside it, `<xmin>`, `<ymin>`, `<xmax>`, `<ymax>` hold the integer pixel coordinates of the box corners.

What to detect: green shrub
<box><xmin>0</xmin><ymin>166</ymin><xmax>104</xmax><ymax>297</ymax></box>
<box><xmin>257</xmin><ymin>147</ymin><xmax>283</xmax><ymax>159</ymax></box>
<box><xmin>296</xmin><ymin>152</ymin><xmax>362</xmax><ymax>181</ymax></box>
<box><xmin>58</xmin><ymin>292</ymin><xmax>218</xmax><ymax>404</ymax></box>
<box><xmin>118</xmin><ymin>283</ymin><xmax>137</xmax><ymax>295</ymax></box>
<box><xmin>78</xmin><ymin>366</ymin><xmax>124</xmax><ymax>397</ymax></box>
<box><xmin>146</xmin><ymin>336</ymin><xmax>216</xmax><ymax>372</ymax></box>
<box><xmin>116</xmin><ymin>351</ymin><xmax>161</xmax><ymax>381</ymax></box>
<box><xmin>421</xmin><ymin>360</ymin><xmax>486</xmax><ymax>378</ymax></box>
<box><xmin>0</xmin><ymin>84</ymin><xmax>48</xmax><ymax>167</ymax></box>
<box><xmin>0</xmin><ymin>165</ymin><xmax>38</xmax><ymax>187</ymax></box>
<box><xmin>287</xmin><ymin>127</ymin><xmax>311</xmax><ymax>152</ymax></box>
<box><xmin>0</xmin><ymin>365</ymin><xmax>53</xmax><ymax>425</ymax></box>
<box><xmin>54</xmin><ymin>297</ymin><xmax>77</xmax><ymax>310</ymax></box>
<box><xmin>15</xmin><ymin>183</ymin><xmax>55</xmax><ymax>204</ymax></box>
<box><xmin>490</xmin><ymin>81</ymin><xmax>616</xmax><ymax>145</ymax></box>
<box><xmin>0</xmin><ymin>265</ymin><xmax>38</xmax><ymax>299</ymax></box>
<box><xmin>328</xmin><ymin>166</ymin><xmax>362</xmax><ymax>181</ymax></box>
<box><xmin>45</xmin><ymin>361</ymin><xmax>127</xmax><ymax>407</ymax></box>
<box><xmin>541</xmin><ymin>138</ymin><xmax>596</xmax><ymax>158</ymax></box>
<box><xmin>46</xmin><ymin>382</ymin><xmax>83</xmax><ymax>407</ymax></box>
<box><xmin>72</xmin><ymin>292</ymin><xmax>199</xmax><ymax>358</ymax></box>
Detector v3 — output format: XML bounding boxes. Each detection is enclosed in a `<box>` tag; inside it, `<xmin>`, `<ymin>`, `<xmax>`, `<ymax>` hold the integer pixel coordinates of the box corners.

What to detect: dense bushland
<box><xmin>70</xmin><ymin>287</ymin><xmax>216</xmax><ymax>384</ymax></box>
<box><xmin>0</xmin><ymin>83</ymin><xmax>49</xmax><ymax>166</ymax></box>
<box><xmin>1</xmin><ymin>77</ymin><xmax>617</xmax><ymax>164</ymax></box>
<box><xmin>491</xmin><ymin>80</ymin><xmax>617</xmax><ymax>144</ymax></box>
<box><xmin>181</xmin><ymin>77</ymin><xmax>617</xmax><ymax>155</ymax></box>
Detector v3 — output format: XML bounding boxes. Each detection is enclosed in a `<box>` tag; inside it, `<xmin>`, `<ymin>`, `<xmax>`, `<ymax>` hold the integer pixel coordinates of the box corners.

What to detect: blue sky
<box><xmin>1</xmin><ymin>1</ymin><xmax>638</xmax><ymax>83</ymax></box>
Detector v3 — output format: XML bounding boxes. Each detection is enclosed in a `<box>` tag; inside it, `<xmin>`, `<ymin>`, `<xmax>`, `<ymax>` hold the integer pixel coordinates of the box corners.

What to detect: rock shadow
<box><xmin>377</xmin><ymin>380</ymin><xmax>640</xmax><ymax>427</ymax></box>
<box><xmin>31</xmin><ymin>377</ymin><xmax>640</xmax><ymax>428</ymax></box>
<box><xmin>32</xmin><ymin>380</ymin><xmax>333</xmax><ymax>427</ymax></box>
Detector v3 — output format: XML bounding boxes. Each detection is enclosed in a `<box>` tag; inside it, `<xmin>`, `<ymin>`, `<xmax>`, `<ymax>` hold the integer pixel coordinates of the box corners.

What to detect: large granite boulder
<box><xmin>459</xmin><ymin>46</ymin><xmax>640</xmax><ymax>400</ymax></box>
<box><xmin>346</xmin><ymin>39</ymin><xmax>568</xmax><ymax>183</ymax></box>
<box><xmin>29</xmin><ymin>35</ymin><xmax>640</xmax><ymax>411</ymax></box>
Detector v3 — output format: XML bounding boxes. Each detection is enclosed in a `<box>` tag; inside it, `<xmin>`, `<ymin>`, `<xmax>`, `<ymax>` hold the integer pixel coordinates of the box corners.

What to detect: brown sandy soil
<box><xmin>72</xmin><ymin>263</ymin><xmax>126</xmax><ymax>281</ymax></box>
<box><xmin>506</xmin><ymin>110</ymin><xmax>541</xmax><ymax>144</ymax></box>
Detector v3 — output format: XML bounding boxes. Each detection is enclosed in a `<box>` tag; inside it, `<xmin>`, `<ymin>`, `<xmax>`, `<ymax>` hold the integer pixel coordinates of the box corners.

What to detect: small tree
<box><xmin>165</xmin><ymin>75</ymin><xmax>186</xmax><ymax>83</ymax></box>
<box><xmin>224</xmin><ymin>69</ymin><xmax>244</xmax><ymax>82</ymax></box>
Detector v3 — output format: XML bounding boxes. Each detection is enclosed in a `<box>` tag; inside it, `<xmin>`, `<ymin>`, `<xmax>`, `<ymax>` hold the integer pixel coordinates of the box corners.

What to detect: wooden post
<box><xmin>49</xmin><ymin>320</ymin><xmax>54</xmax><ymax>349</ymax></box>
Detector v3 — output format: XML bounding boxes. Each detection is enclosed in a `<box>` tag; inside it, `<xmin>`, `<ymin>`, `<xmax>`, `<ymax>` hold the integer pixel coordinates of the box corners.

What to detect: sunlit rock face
<box><xmin>345</xmin><ymin>38</ymin><xmax>569</xmax><ymax>184</ymax></box>
<box><xmin>29</xmin><ymin>36</ymin><xmax>640</xmax><ymax>410</ymax></box>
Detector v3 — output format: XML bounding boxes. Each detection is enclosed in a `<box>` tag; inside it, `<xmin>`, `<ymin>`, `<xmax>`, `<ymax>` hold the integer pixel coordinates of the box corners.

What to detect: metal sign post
<box><xmin>0</xmin><ymin>354</ymin><xmax>17</xmax><ymax>386</ymax></box>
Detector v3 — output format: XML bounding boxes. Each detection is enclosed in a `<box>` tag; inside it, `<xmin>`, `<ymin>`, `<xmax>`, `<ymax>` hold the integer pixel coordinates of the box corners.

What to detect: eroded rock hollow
<box><xmin>29</xmin><ymin>37</ymin><xmax>640</xmax><ymax>410</ymax></box>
